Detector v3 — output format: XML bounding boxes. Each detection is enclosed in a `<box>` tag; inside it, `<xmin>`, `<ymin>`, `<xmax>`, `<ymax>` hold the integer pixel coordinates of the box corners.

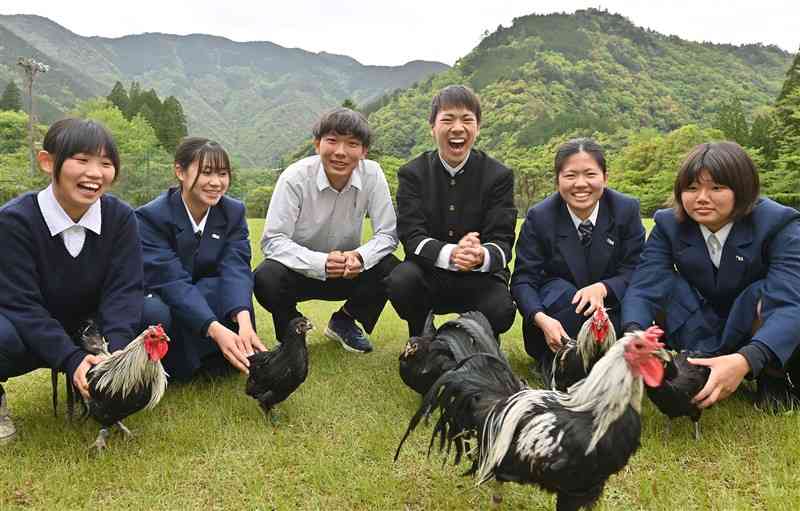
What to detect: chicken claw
<box><xmin>88</xmin><ymin>427</ymin><xmax>110</xmax><ymax>455</ymax></box>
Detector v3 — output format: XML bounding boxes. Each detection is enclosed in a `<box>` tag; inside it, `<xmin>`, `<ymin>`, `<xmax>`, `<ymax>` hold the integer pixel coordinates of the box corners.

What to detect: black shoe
<box><xmin>755</xmin><ymin>374</ymin><xmax>800</xmax><ymax>413</ymax></box>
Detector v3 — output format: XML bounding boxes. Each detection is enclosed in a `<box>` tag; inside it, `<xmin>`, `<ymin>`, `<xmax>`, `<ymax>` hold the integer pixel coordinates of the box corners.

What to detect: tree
<box><xmin>712</xmin><ymin>98</ymin><xmax>749</xmax><ymax>146</ymax></box>
<box><xmin>0</xmin><ymin>81</ymin><xmax>23</xmax><ymax>112</ymax></box>
<box><xmin>156</xmin><ymin>96</ymin><xmax>188</xmax><ymax>152</ymax></box>
<box><xmin>341</xmin><ymin>98</ymin><xmax>357</xmax><ymax>110</ymax></box>
<box><xmin>106</xmin><ymin>81</ymin><xmax>130</xmax><ymax>116</ymax></box>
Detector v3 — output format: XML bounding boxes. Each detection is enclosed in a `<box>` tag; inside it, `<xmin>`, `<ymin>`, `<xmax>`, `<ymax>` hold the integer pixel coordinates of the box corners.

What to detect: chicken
<box><xmin>551</xmin><ymin>307</ymin><xmax>617</xmax><ymax>392</ymax></box>
<box><xmin>396</xmin><ymin>327</ymin><xmax>667</xmax><ymax>511</ymax></box>
<box><xmin>646</xmin><ymin>350</ymin><xmax>711</xmax><ymax>440</ymax></box>
<box><xmin>51</xmin><ymin>319</ymin><xmax>108</xmax><ymax>419</ymax></box>
<box><xmin>245</xmin><ymin>316</ymin><xmax>312</xmax><ymax>420</ymax></box>
<box><xmin>399</xmin><ymin>311</ymin><xmax>502</xmax><ymax>396</ymax></box>
<box><xmin>83</xmin><ymin>324</ymin><xmax>169</xmax><ymax>452</ymax></box>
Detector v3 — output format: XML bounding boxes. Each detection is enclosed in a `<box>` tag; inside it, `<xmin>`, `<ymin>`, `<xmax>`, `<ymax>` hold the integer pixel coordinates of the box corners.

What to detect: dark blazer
<box><xmin>396</xmin><ymin>149</ymin><xmax>517</xmax><ymax>278</ymax></box>
<box><xmin>622</xmin><ymin>198</ymin><xmax>800</xmax><ymax>364</ymax></box>
<box><xmin>511</xmin><ymin>188</ymin><xmax>645</xmax><ymax>322</ymax></box>
<box><xmin>136</xmin><ymin>188</ymin><xmax>253</xmax><ymax>337</ymax></box>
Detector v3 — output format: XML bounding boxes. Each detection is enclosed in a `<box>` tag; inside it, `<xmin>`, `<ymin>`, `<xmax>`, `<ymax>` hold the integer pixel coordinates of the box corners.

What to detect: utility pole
<box><xmin>17</xmin><ymin>57</ymin><xmax>49</xmax><ymax>176</ymax></box>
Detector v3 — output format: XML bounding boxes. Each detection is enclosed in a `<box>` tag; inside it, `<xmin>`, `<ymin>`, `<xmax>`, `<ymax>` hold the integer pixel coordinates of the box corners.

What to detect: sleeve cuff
<box><xmin>434</xmin><ymin>244</ymin><xmax>457</xmax><ymax>270</ymax></box>
<box><xmin>738</xmin><ymin>341</ymin><xmax>777</xmax><ymax>378</ymax></box>
<box><xmin>63</xmin><ymin>349</ymin><xmax>89</xmax><ymax>380</ymax></box>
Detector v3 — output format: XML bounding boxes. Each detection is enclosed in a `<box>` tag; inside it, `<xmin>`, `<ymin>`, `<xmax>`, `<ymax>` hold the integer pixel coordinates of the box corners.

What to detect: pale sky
<box><xmin>1</xmin><ymin>1</ymin><xmax>797</xmax><ymax>66</ymax></box>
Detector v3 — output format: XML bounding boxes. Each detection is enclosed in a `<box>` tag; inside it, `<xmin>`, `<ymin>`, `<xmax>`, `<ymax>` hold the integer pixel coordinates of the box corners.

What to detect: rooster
<box><xmin>245</xmin><ymin>316</ymin><xmax>312</xmax><ymax>421</ymax></box>
<box><xmin>396</xmin><ymin>327</ymin><xmax>667</xmax><ymax>511</ymax></box>
<box><xmin>398</xmin><ymin>311</ymin><xmax>501</xmax><ymax>396</ymax></box>
<box><xmin>51</xmin><ymin>319</ymin><xmax>108</xmax><ymax>420</ymax></box>
<box><xmin>83</xmin><ymin>324</ymin><xmax>169</xmax><ymax>452</ymax></box>
<box><xmin>646</xmin><ymin>350</ymin><xmax>711</xmax><ymax>440</ymax></box>
<box><xmin>551</xmin><ymin>307</ymin><xmax>617</xmax><ymax>392</ymax></box>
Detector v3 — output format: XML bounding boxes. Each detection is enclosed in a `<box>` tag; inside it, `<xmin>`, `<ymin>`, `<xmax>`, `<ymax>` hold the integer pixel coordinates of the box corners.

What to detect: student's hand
<box><xmin>572</xmin><ymin>283</ymin><xmax>607</xmax><ymax>316</ymax></box>
<box><xmin>73</xmin><ymin>354</ymin><xmax>107</xmax><ymax>400</ymax></box>
<box><xmin>326</xmin><ymin>250</ymin><xmax>347</xmax><ymax>279</ymax></box>
<box><xmin>208</xmin><ymin>321</ymin><xmax>251</xmax><ymax>375</ymax></box>
<box><xmin>234</xmin><ymin>310</ymin><xmax>266</xmax><ymax>354</ymax></box>
<box><xmin>341</xmin><ymin>250</ymin><xmax>364</xmax><ymax>279</ymax></box>
<box><xmin>690</xmin><ymin>353</ymin><xmax>750</xmax><ymax>409</ymax></box>
<box><xmin>451</xmin><ymin>232</ymin><xmax>483</xmax><ymax>271</ymax></box>
<box><xmin>534</xmin><ymin>312</ymin><xmax>569</xmax><ymax>352</ymax></box>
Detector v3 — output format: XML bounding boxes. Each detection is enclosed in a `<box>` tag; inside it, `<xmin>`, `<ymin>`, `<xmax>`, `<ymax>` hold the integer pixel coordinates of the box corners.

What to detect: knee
<box><xmin>253</xmin><ymin>259</ymin><xmax>292</xmax><ymax>306</ymax></box>
<box><xmin>142</xmin><ymin>294</ymin><xmax>173</xmax><ymax>332</ymax></box>
<box><xmin>386</xmin><ymin>261</ymin><xmax>425</xmax><ymax>302</ymax></box>
<box><xmin>480</xmin><ymin>290</ymin><xmax>516</xmax><ymax>335</ymax></box>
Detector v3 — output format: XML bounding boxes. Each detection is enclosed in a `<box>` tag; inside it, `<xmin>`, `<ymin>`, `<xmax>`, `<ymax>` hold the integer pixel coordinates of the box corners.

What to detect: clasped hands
<box><xmin>326</xmin><ymin>250</ymin><xmax>363</xmax><ymax>279</ymax></box>
<box><xmin>450</xmin><ymin>232</ymin><xmax>485</xmax><ymax>271</ymax></box>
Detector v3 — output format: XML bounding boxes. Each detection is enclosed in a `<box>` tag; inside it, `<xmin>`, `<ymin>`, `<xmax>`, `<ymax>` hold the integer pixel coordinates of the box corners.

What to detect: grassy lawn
<box><xmin>3</xmin><ymin>217</ymin><xmax>800</xmax><ymax>510</ymax></box>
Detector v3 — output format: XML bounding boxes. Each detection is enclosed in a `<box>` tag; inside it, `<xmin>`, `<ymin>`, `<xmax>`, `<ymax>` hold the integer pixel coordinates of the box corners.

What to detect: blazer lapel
<box><xmin>556</xmin><ymin>203</ymin><xmax>589</xmax><ymax>288</ymax></box>
<box><xmin>169</xmin><ymin>189</ymin><xmax>201</xmax><ymax>273</ymax></box>
<box><xmin>675</xmin><ymin>220</ymin><xmax>716</xmax><ymax>297</ymax></box>
<box><xmin>715</xmin><ymin>220</ymin><xmax>752</xmax><ymax>298</ymax></box>
<box><xmin>194</xmin><ymin>204</ymin><xmax>227</xmax><ymax>271</ymax></box>
<box><xmin>587</xmin><ymin>196</ymin><xmax>615</xmax><ymax>283</ymax></box>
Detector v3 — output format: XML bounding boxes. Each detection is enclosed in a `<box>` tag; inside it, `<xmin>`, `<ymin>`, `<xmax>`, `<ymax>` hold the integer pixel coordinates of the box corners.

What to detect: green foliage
<box><xmin>712</xmin><ymin>98</ymin><xmax>750</xmax><ymax>146</ymax></box>
<box><xmin>0</xmin><ymin>80</ymin><xmax>23</xmax><ymax>111</ymax></box>
<box><xmin>341</xmin><ymin>98</ymin><xmax>357</xmax><ymax>110</ymax></box>
<box><xmin>243</xmin><ymin>185</ymin><xmax>273</xmax><ymax>219</ymax></box>
<box><xmin>0</xmin><ymin>111</ymin><xmax>48</xmax><ymax>203</ymax></box>
<box><xmin>157</xmin><ymin>96</ymin><xmax>189</xmax><ymax>152</ymax></box>
<box><xmin>106</xmin><ymin>81</ymin><xmax>129</xmax><ymax>116</ymax></box>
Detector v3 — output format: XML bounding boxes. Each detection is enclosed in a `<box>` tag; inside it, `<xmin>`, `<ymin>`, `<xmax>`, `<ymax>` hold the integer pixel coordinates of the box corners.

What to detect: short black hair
<box><xmin>673</xmin><ymin>141</ymin><xmax>760</xmax><ymax>223</ymax></box>
<box><xmin>174</xmin><ymin>137</ymin><xmax>232</xmax><ymax>190</ymax></box>
<box><xmin>312</xmin><ymin>107</ymin><xmax>371</xmax><ymax>148</ymax></box>
<box><xmin>429</xmin><ymin>85</ymin><xmax>481</xmax><ymax>125</ymax></box>
<box><xmin>42</xmin><ymin>118</ymin><xmax>121</xmax><ymax>182</ymax></box>
<box><xmin>554</xmin><ymin>138</ymin><xmax>607</xmax><ymax>178</ymax></box>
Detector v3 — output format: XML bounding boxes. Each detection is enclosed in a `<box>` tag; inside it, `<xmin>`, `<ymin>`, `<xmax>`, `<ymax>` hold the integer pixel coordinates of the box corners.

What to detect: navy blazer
<box><xmin>622</xmin><ymin>198</ymin><xmax>800</xmax><ymax>364</ymax></box>
<box><xmin>511</xmin><ymin>188</ymin><xmax>645</xmax><ymax>322</ymax></box>
<box><xmin>136</xmin><ymin>188</ymin><xmax>253</xmax><ymax>336</ymax></box>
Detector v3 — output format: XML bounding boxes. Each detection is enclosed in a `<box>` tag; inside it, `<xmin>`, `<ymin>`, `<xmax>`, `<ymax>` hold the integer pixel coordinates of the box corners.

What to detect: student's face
<box><xmin>314</xmin><ymin>132</ymin><xmax>366</xmax><ymax>188</ymax></box>
<box><xmin>430</xmin><ymin>105</ymin><xmax>480</xmax><ymax>167</ymax></box>
<box><xmin>681</xmin><ymin>170</ymin><xmax>735</xmax><ymax>232</ymax></box>
<box><xmin>557</xmin><ymin>151</ymin><xmax>607</xmax><ymax>220</ymax></box>
<box><xmin>176</xmin><ymin>159</ymin><xmax>230</xmax><ymax>213</ymax></box>
<box><xmin>38</xmin><ymin>150</ymin><xmax>116</xmax><ymax>222</ymax></box>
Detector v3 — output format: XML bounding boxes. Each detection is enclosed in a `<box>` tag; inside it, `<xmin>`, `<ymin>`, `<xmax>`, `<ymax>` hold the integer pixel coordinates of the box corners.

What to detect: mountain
<box><xmin>0</xmin><ymin>14</ymin><xmax>448</xmax><ymax>166</ymax></box>
<box><xmin>366</xmin><ymin>9</ymin><xmax>793</xmax><ymax>161</ymax></box>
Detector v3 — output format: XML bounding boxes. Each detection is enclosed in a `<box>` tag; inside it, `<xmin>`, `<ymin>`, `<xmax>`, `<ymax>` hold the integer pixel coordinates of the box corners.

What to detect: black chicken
<box><xmin>396</xmin><ymin>327</ymin><xmax>668</xmax><ymax>511</ymax></box>
<box><xmin>551</xmin><ymin>307</ymin><xmax>616</xmax><ymax>392</ymax></box>
<box><xmin>245</xmin><ymin>316</ymin><xmax>312</xmax><ymax>420</ymax></box>
<box><xmin>398</xmin><ymin>311</ymin><xmax>502</xmax><ymax>396</ymax></box>
<box><xmin>83</xmin><ymin>324</ymin><xmax>170</xmax><ymax>452</ymax></box>
<box><xmin>646</xmin><ymin>350</ymin><xmax>711</xmax><ymax>440</ymax></box>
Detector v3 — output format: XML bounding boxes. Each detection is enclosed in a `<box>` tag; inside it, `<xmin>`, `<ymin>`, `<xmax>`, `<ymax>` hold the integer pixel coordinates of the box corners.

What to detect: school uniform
<box><xmin>622</xmin><ymin>198</ymin><xmax>800</xmax><ymax>376</ymax></box>
<box><xmin>511</xmin><ymin>189</ymin><xmax>645</xmax><ymax>361</ymax></box>
<box><xmin>386</xmin><ymin>149</ymin><xmax>517</xmax><ymax>337</ymax></box>
<box><xmin>136</xmin><ymin>187</ymin><xmax>254</xmax><ymax>380</ymax></box>
<box><xmin>0</xmin><ymin>188</ymin><xmax>143</xmax><ymax>381</ymax></box>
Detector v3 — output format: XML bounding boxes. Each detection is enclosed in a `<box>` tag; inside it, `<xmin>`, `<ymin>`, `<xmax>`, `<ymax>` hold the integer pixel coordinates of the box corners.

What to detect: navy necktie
<box><xmin>578</xmin><ymin>220</ymin><xmax>593</xmax><ymax>247</ymax></box>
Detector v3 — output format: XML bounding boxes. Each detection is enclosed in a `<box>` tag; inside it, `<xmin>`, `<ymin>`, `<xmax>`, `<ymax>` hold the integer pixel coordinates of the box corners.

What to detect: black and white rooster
<box><xmin>396</xmin><ymin>326</ymin><xmax>667</xmax><ymax>511</ymax></box>
<box><xmin>646</xmin><ymin>350</ymin><xmax>711</xmax><ymax>440</ymax></box>
<box><xmin>551</xmin><ymin>307</ymin><xmax>616</xmax><ymax>392</ymax></box>
<box><xmin>398</xmin><ymin>311</ymin><xmax>501</xmax><ymax>396</ymax></box>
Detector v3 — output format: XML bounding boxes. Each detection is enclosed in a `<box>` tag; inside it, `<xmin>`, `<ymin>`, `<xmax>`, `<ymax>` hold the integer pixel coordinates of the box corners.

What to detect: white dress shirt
<box><xmin>434</xmin><ymin>152</ymin><xmax>492</xmax><ymax>272</ymax></box>
<box><xmin>566</xmin><ymin>200</ymin><xmax>600</xmax><ymax>233</ymax></box>
<box><xmin>37</xmin><ymin>184</ymin><xmax>101</xmax><ymax>258</ymax></box>
<box><xmin>700</xmin><ymin>222</ymin><xmax>733</xmax><ymax>268</ymax></box>
<box><xmin>261</xmin><ymin>155</ymin><xmax>398</xmax><ymax>281</ymax></box>
<box><xmin>181</xmin><ymin>195</ymin><xmax>209</xmax><ymax>235</ymax></box>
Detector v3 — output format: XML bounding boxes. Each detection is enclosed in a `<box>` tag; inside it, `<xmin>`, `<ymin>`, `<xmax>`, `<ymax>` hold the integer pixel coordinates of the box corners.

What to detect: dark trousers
<box><xmin>253</xmin><ymin>254</ymin><xmax>400</xmax><ymax>341</ymax></box>
<box><xmin>0</xmin><ymin>314</ymin><xmax>45</xmax><ymax>381</ymax></box>
<box><xmin>386</xmin><ymin>260</ymin><xmax>516</xmax><ymax>337</ymax></box>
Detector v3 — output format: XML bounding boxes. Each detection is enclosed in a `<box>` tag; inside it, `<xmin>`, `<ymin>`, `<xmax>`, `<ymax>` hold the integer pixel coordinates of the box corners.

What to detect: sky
<box><xmin>0</xmin><ymin>0</ymin><xmax>797</xmax><ymax>66</ymax></box>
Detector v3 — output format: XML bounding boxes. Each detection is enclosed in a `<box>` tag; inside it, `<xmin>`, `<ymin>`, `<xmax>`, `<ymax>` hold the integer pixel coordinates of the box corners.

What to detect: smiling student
<box><xmin>253</xmin><ymin>107</ymin><xmax>399</xmax><ymax>353</ymax></box>
<box><xmin>623</xmin><ymin>141</ymin><xmax>800</xmax><ymax>410</ymax></box>
<box><xmin>137</xmin><ymin>137</ymin><xmax>265</xmax><ymax>381</ymax></box>
<box><xmin>0</xmin><ymin>118</ymin><xmax>144</xmax><ymax>442</ymax></box>
<box><xmin>511</xmin><ymin>138</ymin><xmax>645</xmax><ymax>376</ymax></box>
<box><xmin>386</xmin><ymin>85</ymin><xmax>517</xmax><ymax>338</ymax></box>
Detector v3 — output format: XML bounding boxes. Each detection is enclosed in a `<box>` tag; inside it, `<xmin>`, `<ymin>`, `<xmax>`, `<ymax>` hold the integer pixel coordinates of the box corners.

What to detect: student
<box><xmin>623</xmin><ymin>141</ymin><xmax>800</xmax><ymax>410</ymax></box>
<box><xmin>511</xmin><ymin>138</ymin><xmax>645</xmax><ymax>375</ymax></box>
<box><xmin>137</xmin><ymin>137</ymin><xmax>265</xmax><ymax>381</ymax></box>
<box><xmin>0</xmin><ymin>118</ymin><xmax>143</xmax><ymax>442</ymax></box>
<box><xmin>253</xmin><ymin>107</ymin><xmax>399</xmax><ymax>353</ymax></box>
<box><xmin>386</xmin><ymin>85</ymin><xmax>517</xmax><ymax>338</ymax></box>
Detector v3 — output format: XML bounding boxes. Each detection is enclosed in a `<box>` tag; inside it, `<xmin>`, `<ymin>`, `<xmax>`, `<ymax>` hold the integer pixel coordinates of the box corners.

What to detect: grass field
<box><xmin>3</xmin><ymin>218</ymin><xmax>800</xmax><ymax>510</ymax></box>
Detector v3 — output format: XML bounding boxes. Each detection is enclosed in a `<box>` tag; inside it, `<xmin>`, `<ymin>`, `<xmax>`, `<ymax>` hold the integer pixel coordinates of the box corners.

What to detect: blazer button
<box><xmin>448</xmin><ymin>230</ymin><xmax>454</xmax><ymax>237</ymax></box>
<box><xmin>450</xmin><ymin>179</ymin><xmax>456</xmax><ymax>186</ymax></box>
<box><xmin>449</xmin><ymin>204</ymin><xmax>455</xmax><ymax>211</ymax></box>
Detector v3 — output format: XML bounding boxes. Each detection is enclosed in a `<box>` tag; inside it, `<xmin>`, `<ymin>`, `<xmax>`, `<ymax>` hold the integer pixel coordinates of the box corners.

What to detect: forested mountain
<box><xmin>0</xmin><ymin>14</ymin><xmax>448</xmax><ymax>166</ymax></box>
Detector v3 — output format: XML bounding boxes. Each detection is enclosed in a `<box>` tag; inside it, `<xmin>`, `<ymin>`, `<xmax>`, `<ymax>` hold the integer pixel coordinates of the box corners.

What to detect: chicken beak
<box><xmin>653</xmin><ymin>348</ymin><xmax>672</xmax><ymax>362</ymax></box>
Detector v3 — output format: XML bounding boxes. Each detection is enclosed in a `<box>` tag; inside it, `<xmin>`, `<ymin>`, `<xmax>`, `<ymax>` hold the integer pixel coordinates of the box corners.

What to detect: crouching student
<box><xmin>137</xmin><ymin>137</ymin><xmax>265</xmax><ymax>381</ymax></box>
<box><xmin>511</xmin><ymin>138</ymin><xmax>645</xmax><ymax>377</ymax></box>
<box><xmin>623</xmin><ymin>141</ymin><xmax>800</xmax><ymax>411</ymax></box>
<box><xmin>0</xmin><ymin>118</ymin><xmax>144</xmax><ymax>442</ymax></box>
<box><xmin>253</xmin><ymin>107</ymin><xmax>399</xmax><ymax>353</ymax></box>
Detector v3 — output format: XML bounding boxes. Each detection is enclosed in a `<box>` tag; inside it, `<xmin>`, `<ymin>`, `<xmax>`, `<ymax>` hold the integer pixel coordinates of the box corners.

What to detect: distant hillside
<box><xmin>366</xmin><ymin>9</ymin><xmax>793</xmax><ymax>160</ymax></box>
<box><xmin>0</xmin><ymin>14</ymin><xmax>448</xmax><ymax>166</ymax></box>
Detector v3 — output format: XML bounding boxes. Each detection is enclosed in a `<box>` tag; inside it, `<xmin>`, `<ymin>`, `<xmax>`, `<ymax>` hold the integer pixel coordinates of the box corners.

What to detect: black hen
<box><xmin>398</xmin><ymin>311</ymin><xmax>501</xmax><ymax>396</ymax></box>
<box><xmin>246</xmin><ymin>316</ymin><xmax>312</xmax><ymax>418</ymax></box>
<box><xmin>397</xmin><ymin>327</ymin><xmax>668</xmax><ymax>511</ymax></box>
<box><xmin>646</xmin><ymin>350</ymin><xmax>711</xmax><ymax>440</ymax></box>
<box><xmin>551</xmin><ymin>307</ymin><xmax>616</xmax><ymax>392</ymax></box>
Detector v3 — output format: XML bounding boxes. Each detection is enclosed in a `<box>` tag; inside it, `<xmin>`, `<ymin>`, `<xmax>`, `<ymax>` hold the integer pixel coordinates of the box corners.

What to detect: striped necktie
<box><xmin>578</xmin><ymin>219</ymin><xmax>593</xmax><ymax>247</ymax></box>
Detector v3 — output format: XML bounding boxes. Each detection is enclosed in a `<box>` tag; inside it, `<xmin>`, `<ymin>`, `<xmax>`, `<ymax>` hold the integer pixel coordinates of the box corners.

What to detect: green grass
<box><xmin>3</xmin><ymin>217</ymin><xmax>799</xmax><ymax>510</ymax></box>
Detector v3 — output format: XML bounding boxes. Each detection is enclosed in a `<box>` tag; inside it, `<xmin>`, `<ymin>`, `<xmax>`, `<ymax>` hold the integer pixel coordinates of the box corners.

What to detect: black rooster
<box><xmin>551</xmin><ymin>307</ymin><xmax>617</xmax><ymax>392</ymax></box>
<box><xmin>398</xmin><ymin>311</ymin><xmax>501</xmax><ymax>396</ymax></box>
<box><xmin>646</xmin><ymin>350</ymin><xmax>711</xmax><ymax>440</ymax></box>
<box><xmin>83</xmin><ymin>324</ymin><xmax>170</xmax><ymax>452</ymax></box>
<box><xmin>245</xmin><ymin>316</ymin><xmax>312</xmax><ymax>420</ymax></box>
<box><xmin>397</xmin><ymin>327</ymin><xmax>668</xmax><ymax>511</ymax></box>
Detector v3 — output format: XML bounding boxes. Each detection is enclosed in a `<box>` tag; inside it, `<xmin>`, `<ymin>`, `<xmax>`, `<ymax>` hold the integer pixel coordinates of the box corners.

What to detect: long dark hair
<box><xmin>174</xmin><ymin>137</ymin><xmax>231</xmax><ymax>189</ymax></box>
